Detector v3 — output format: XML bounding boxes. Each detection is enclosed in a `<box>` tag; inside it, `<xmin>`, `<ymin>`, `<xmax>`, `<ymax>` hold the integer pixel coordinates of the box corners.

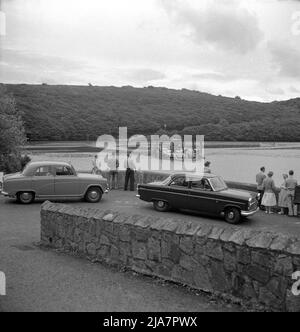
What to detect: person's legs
<box><xmin>293</xmin><ymin>204</ymin><xmax>298</xmax><ymax>217</ymax></box>
<box><xmin>124</xmin><ymin>169</ymin><xmax>130</xmax><ymax>191</ymax></box>
<box><xmin>129</xmin><ymin>170</ymin><xmax>135</xmax><ymax>191</ymax></box>
<box><xmin>291</xmin><ymin>199</ymin><xmax>297</xmax><ymax>216</ymax></box>
<box><xmin>258</xmin><ymin>190</ymin><xmax>264</xmax><ymax>209</ymax></box>
<box><xmin>288</xmin><ymin>196</ymin><xmax>295</xmax><ymax>216</ymax></box>
<box><xmin>113</xmin><ymin>172</ymin><xmax>118</xmax><ymax>189</ymax></box>
<box><xmin>109</xmin><ymin>172</ymin><xmax>113</xmax><ymax>189</ymax></box>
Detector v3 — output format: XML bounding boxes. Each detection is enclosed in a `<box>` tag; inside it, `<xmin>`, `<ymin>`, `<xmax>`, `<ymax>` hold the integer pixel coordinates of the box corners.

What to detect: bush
<box><xmin>0</xmin><ymin>84</ymin><xmax>27</xmax><ymax>173</ymax></box>
<box><xmin>21</xmin><ymin>155</ymin><xmax>31</xmax><ymax>170</ymax></box>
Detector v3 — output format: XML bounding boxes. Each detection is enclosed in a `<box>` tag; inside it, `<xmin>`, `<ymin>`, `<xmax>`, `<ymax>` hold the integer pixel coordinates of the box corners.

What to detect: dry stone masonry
<box><xmin>40</xmin><ymin>201</ymin><xmax>300</xmax><ymax>312</ymax></box>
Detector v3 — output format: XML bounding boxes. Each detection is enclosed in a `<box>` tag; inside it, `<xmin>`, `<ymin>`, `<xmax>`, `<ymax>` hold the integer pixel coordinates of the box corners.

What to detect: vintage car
<box><xmin>0</xmin><ymin>161</ymin><xmax>109</xmax><ymax>204</ymax></box>
<box><xmin>137</xmin><ymin>173</ymin><xmax>259</xmax><ymax>224</ymax></box>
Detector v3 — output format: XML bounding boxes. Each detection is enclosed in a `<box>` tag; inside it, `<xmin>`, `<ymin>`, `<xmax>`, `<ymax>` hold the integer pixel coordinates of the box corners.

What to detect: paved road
<box><xmin>0</xmin><ymin>191</ymin><xmax>300</xmax><ymax>312</ymax></box>
<box><xmin>0</xmin><ymin>192</ymin><xmax>244</xmax><ymax>312</ymax></box>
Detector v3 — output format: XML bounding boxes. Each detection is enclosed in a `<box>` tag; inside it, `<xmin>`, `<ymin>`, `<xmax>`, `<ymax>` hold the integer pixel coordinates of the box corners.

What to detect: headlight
<box><xmin>248</xmin><ymin>197</ymin><xmax>255</xmax><ymax>209</ymax></box>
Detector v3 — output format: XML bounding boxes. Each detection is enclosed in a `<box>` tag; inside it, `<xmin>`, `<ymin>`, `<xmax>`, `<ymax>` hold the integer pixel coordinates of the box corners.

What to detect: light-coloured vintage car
<box><xmin>0</xmin><ymin>161</ymin><xmax>109</xmax><ymax>204</ymax></box>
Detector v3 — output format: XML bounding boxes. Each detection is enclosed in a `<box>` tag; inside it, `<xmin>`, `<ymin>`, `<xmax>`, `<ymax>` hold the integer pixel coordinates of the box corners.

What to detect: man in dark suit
<box><xmin>124</xmin><ymin>154</ymin><xmax>136</xmax><ymax>191</ymax></box>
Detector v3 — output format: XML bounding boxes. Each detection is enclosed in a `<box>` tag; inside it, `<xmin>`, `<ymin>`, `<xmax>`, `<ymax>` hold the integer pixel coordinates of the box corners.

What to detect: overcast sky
<box><xmin>0</xmin><ymin>0</ymin><xmax>300</xmax><ymax>101</ymax></box>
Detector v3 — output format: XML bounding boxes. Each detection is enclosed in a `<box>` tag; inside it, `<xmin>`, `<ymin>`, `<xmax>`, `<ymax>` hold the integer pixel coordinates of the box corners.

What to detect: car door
<box><xmin>54</xmin><ymin>165</ymin><xmax>79</xmax><ymax>197</ymax></box>
<box><xmin>188</xmin><ymin>179</ymin><xmax>218</xmax><ymax>214</ymax></box>
<box><xmin>32</xmin><ymin>166</ymin><xmax>55</xmax><ymax>197</ymax></box>
<box><xmin>165</xmin><ymin>175</ymin><xmax>190</xmax><ymax>209</ymax></box>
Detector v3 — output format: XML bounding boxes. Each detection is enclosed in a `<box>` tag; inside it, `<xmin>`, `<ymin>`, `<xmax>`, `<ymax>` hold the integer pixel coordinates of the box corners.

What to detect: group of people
<box><xmin>256</xmin><ymin>167</ymin><xmax>299</xmax><ymax>216</ymax></box>
<box><xmin>92</xmin><ymin>153</ymin><xmax>137</xmax><ymax>191</ymax></box>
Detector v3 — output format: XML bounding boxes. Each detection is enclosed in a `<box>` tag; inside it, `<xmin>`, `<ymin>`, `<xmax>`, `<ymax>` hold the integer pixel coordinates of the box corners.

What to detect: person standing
<box><xmin>262</xmin><ymin>171</ymin><xmax>277</xmax><ymax>214</ymax></box>
<box><xmin>124</xmin><ymin>153</ymin><xmax>136</xmax><ymax>191</ymax></box>
<box><xmin>107</xmin><ymin>152</ymin><xmax>119</xmax><ymax>190</ymax></box>
<box><xmin>91</xmin><ymin>155</ymin><xmax>101</xmax><ymax>175</ymax></box>
<box><xmin>286</xmin><ymin>170</ymin><xmax>298</xmax><ymax>217</ymax></box>
<box><xmin>278</xmin><ymin>174</ymin><xmax>289</xmax><ymax>215</ymax></box>
<box><xmin>256</xmin><ymin>167</ymin><xmax>266</xmax><ymax>209</ymax></box>
<box><xmin>204</xmin><ymin>161</ymin><xmax>211</xmax><ymax>174</ymax></box>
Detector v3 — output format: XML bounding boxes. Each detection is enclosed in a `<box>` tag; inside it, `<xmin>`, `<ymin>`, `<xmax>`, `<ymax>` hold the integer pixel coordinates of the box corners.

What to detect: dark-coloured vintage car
<box><xmin>137</xmin><ymin>173</ymin><xmax>259</xmax><ymax>224</ymax></box>
<box><xmin>0</xmin><ymin>161</ymin><xmax>109</xmax><ymax>204</ymax></box>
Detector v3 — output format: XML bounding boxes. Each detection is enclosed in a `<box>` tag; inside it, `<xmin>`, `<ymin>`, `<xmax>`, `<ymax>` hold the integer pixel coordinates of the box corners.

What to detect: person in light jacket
<box><xmin>107</xmin><ymin>152</ymin><xmax>119</xmax><ymax>190</ymax></box>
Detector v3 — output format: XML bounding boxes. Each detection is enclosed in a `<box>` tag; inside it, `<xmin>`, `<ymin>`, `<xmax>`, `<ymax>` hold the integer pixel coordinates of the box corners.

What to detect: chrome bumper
<box><xmin>136</xmin><ymin>194</ymin><xmax>140</xmax><ymax>198</ymax></box>
<box><xmin>241</xmin><ymin>207</ymin><xmax>260</xmax><ymax>217</ymax></box>
<box><xmin>0</xmin><ymin>191</ymin><xmax>9</xmax><ymax>197</ymax></box>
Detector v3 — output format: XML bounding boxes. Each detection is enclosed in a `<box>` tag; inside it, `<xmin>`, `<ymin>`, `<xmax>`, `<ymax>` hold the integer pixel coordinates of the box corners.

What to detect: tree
<box><xmin>0</xmin><ymin>84</ymin><xmax>27</xmax><ymax>173</ymax></box>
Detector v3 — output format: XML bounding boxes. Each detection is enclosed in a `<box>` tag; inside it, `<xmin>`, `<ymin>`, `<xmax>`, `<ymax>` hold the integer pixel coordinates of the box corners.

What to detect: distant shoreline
<box><xmin>22</xmin><ymin>141</ymin><xmax>300</xmax><ymax>154</ymax></box>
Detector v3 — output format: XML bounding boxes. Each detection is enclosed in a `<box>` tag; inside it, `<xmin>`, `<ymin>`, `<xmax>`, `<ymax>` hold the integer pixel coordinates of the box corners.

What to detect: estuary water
<box><xmin>26</xmin><ymin>142</ymin><xmax>300</xmax><ymax>185</ymax></box>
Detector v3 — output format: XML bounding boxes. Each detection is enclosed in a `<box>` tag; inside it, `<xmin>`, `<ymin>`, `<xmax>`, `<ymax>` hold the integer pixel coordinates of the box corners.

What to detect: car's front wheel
<box><xmin>17</xmin><ymin>192</ymin><xmax>35</xmax><ymax>204</ymax></box>
<box><xmin>85</xmin><ymin>187</ymin><xmax>102</xmax><ymax>203</ymax></box>
<box><xmin>224</xmin><ymin>207</ymin><xmax>241</xmax><ymax>224</ymax></box>
<box><xmin>153</xmin><ymin>200</ymin><xmax>169</xmax><ymax>212</ymax></box>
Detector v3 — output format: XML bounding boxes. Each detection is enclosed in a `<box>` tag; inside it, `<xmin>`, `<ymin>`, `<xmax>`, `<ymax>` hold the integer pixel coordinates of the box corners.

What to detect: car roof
<box><xmin>27</xmin><ymin>161</ymin><xmax>71</xmax><ymax>167</ymax></box>
<box><xmin>22</xmin><ymin>161</ymin><xmax>73</xmax><ymax>176</ymax></box>
<box><xmin>171</xmin><ymin>172</ymin><xmax>218</xmax><ymax>180</ymax></box>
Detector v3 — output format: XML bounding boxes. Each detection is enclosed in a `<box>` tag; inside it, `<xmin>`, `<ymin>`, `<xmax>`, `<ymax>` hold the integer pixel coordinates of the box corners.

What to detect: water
<box><xmin>27</xmin><ymin>142</ymin><xmax>300</xmax><ymax>185</ymax></box>
<box><xmin>205</xmin><ymin>147</ymin><xmax>300</xmax><ymax>185</ymax></box>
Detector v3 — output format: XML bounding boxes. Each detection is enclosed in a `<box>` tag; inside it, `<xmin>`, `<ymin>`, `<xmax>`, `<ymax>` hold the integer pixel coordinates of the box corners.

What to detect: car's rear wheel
<box><xmin>85</xmin><ymin>187</ymin><xmax>102</xmax><ymax>203</ymax></box>
<box><xmin>17</xmin><ymin>192</ymin><xmax>35</xmax><ymax>204</ymax></box>
<box><xmin>153</xmin><ymin>200</ymin><xmax>169</xmax><ymax>212</ymax></box>
<box><xmin>224</xmin><ymin>207</ymin><xmax>241</xmax><ymax>224</ymax></box>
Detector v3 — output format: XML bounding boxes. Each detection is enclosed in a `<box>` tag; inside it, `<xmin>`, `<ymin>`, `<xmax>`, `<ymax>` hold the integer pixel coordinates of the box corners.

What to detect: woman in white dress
<box><xmin>262</xmin><ymin>171</ymin><xmax>277</xmax><ymax>214</ymax></box>
<box><xmin>278</xmin><ymin>174</ymin><xmax>289</xmax><ymax>215</ymax></box>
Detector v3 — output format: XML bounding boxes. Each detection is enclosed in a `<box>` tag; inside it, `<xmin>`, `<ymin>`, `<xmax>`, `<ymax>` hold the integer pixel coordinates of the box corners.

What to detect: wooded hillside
<box><xmin>5</xmin><ymin>84</ymin><xmax>300</xmax><ymax>141</ymax></box>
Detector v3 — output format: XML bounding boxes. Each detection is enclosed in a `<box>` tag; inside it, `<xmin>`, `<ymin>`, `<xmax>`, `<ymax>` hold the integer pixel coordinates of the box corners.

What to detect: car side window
<box><xmin>170</xmin><ymin>177</ymin><xmax>188</xmax><ymax>188</ymax></box>
<box><xmin>34</xmin><ymin>166</ymin><xmax>53</xmax><ymax>177</ymax></box>
<box><xmin>191</xmin><ymin>179</ymin><xmax>212</xmax><ymax>191</ymax></box>
<box><xmin>55</xmin><ymin>166</ymin><xmax>74</xmax><ymax>176</ymax></box>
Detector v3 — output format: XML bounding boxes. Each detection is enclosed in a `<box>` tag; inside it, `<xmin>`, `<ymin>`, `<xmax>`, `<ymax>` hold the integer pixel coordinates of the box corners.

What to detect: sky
<box><xmin>0</xmin><ymin>0</ymin><xmax>300</xmax><ymax>102</ymax></box>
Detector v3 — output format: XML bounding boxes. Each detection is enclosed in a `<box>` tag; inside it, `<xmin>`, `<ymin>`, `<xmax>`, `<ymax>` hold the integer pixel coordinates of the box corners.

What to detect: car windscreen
<box><xmin>161</xmin><ymin>175</ymin><xmax>172</xmax><ymax>185</ymax></box>
<box><xmin>209</xmin><ymin>177</ymin><xmax>228</xmax><ymax>191</ymax></box>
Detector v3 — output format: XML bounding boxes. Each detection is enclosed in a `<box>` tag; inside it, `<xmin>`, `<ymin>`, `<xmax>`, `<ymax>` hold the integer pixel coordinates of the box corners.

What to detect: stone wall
<box><xmin>40</xmin><ymin>202</ymin><xmax>300</xmax><ymax>311</ymax></box>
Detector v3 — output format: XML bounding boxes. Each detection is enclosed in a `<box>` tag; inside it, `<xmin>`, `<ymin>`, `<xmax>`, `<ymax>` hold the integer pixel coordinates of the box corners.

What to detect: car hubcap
<box><xmin>158</xmin><ymin>201</ymin><xmax>165</xmax><ymax>208</ymax></box>
<box><xmin>89</xmin><ymin>191</ymin><xmax>99</xmax><ymax>200</ymax></box>
<box><xmin>21</xmin><ymin>193</ymin><xmax>31</xmax><ymax>202</ymax></box>
<box><xmin>228</xmin><ymin>211</ymin><xmax>235</xmax><ymax>219</ymax></box>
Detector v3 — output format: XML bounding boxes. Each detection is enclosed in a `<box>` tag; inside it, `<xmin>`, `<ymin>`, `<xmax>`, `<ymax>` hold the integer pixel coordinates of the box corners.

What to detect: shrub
<box><xmin>0</xmin><ymin>84</ymin><xmax>27</xmax><ymax>173</ymax></box>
